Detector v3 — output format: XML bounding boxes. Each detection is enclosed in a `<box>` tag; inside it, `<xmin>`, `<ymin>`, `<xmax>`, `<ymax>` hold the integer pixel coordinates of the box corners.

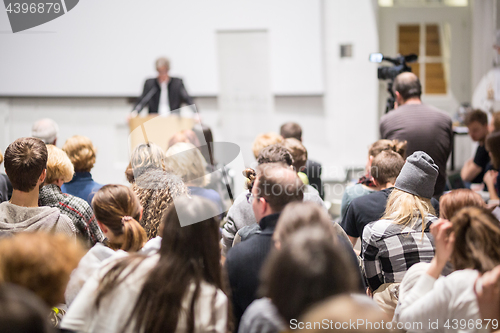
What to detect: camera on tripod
<box><xmin>369</xmin><ymin>53</ymin><xmax>418</xmax><ymax>112</ymax></box>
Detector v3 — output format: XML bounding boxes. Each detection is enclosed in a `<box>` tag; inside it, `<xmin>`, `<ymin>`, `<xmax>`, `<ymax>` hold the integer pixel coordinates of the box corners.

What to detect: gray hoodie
<box><xmin>0</xmin><ymin>202</ymin><xmax>76</xmax><ymax>238</ymax></box>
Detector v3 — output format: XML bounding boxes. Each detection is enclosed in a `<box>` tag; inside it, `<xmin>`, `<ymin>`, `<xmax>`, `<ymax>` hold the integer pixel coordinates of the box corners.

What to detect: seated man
<box><xmin>221</xmin><ymin>144</ymin><xmax>324</xmax><ymax>256</ymax></box>
<box><xmin>461</xmin><ymin>109</ymin><xmax>491</xmax><ymax>184</ymax></box>
<box><xmin>280</xmin><ymin>122</ymin><xmax>323</xmax><ymax>198</ymax></box>
<box><xmin>39</xmin><ymin>145</ymin><xmax>104</xmax><ymax>247</ymax></box>
<box><xmin>31</xmin><ymin>118</ymin><xmax>59</xmax><ymax>145</ymax></box>
<box><xmin>341</xmin><ymin>150</ymin><xmax>439</xmax><ymax>248</ymax></box>
<box><xmin>225</xmin><ymin>163</ymin><xmax>304</xmax><ymax>327</ymax></box>
<box><xmin>0</xmin><ymin>138</ymin><xmax>75</xmax><ymax>237</ymax></box>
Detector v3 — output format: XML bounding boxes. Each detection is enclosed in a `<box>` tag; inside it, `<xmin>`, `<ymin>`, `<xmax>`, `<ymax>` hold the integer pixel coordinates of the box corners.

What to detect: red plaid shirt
<box><xmin>39</xmin><ymin>184</ymin><xmax>104</xmax><ymax>247</ymax></box>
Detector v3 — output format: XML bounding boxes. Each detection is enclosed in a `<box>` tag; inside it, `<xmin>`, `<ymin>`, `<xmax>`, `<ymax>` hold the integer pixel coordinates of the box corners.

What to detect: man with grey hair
<box><xmin>132</xmin><ymin>56</ymin><xmax>194</xmax><ymax>115</ymax></box>
<box><xmin>31</xmin><ymin>118</ymin><xmax>59</xmax><ymax>145</ymax></box>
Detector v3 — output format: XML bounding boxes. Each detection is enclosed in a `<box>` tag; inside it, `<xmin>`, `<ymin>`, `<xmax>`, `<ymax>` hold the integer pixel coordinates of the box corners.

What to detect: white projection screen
<box><xmin>0</xmin><ymin>0</ymin><xmax>324</xmax><ymax>97</ymax></box>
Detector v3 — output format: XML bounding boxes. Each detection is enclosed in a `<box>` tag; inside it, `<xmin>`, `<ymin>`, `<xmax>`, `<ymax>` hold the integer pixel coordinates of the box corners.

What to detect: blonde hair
<box><xmin>155</xmin><ymin>57</ymin><xmax>170</xmax><ymax>71</ymax></box>
<box><xmin>0</xmin><ymin>151</ymin><xmax>3</xmax><ymax>165</ymax></box>
<box><xmin>0</xmin><ymin>232</ymin><xmax>84</xmax><ymax>307</ymax></box>
<box><xmin>252</xmin><ymin>133</ymin><xmax>284</xmax><ymax>159</ymax></box>
<box><xmin>62</xmin><ymin>135</ymin><xmax>97</xmax><ymax>172</ymax></box>
<box><xmin>45</xmin><ymin>144</ymin><xmax>74</xmax><ymax>185</ymax></box>
<box><xmin>382</xmin><ymin>188</ymin><xmax>435</xmax><ymax>232</ymax></box>
<box><xmin>125</xmin><ymin>143</ymin><xmax>165</xmax><ymax>183</ymax></box>
<box><xmin>165</xmin><ymin>142</ymin><xmax>208</xmax><ymax>186</ymax></box>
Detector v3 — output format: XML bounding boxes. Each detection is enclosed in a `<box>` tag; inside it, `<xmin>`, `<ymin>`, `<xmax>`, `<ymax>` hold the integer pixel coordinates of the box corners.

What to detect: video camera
<box><xmin>369</xmin><ymin>53</ymin><xmax>418</xmax><ymax>112</ymax></box>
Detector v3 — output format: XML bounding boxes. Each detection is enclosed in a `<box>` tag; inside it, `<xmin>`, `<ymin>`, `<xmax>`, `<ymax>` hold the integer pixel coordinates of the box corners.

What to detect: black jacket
<box><xmin>304</xmin><ymin>159</ymin><xmax>323</xmax><ymax>199</ymax></box>
<box><xmin>225</xmin><ymin>212</ymin><xmax>280</xmax><ymax>329</ymax></box>
<box><xmin>134</xmin><ymin>77</ymin><xmax>194</xmax><ymax>114</ymax></box>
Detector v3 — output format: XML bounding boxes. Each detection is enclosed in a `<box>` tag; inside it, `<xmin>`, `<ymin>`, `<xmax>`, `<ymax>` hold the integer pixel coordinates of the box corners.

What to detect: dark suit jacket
<box><xmin>225</xmin><ymin>212</ymin><xmax>280</xmax><ymax>329</ymax></box>
<box><xmin>304</xmin><ymin>159</ymin><xmax>323</xmax><ymax>199</ymax></box>
<box><xmin>134</xmin><ymin>77</ymin><xmax>194</xmax><ymax>114</ymax></box>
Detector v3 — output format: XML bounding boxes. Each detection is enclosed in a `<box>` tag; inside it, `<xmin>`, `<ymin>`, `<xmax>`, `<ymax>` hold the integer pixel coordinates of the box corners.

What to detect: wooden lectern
<box><xmin>128</xmin><ymin>115</ymin><xmax>195</xmax><ymax>152</ymax></box>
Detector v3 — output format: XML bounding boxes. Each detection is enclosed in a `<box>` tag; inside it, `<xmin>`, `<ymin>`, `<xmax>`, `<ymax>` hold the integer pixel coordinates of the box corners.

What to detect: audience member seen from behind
<box><xmin>362</xmin><ymin>151</ymin><xmax>439</xmax><ymax>315</ymax></box>
<box><xmin>380</xmin><ymin>72</ymin><xmax>452</xmax><ymax>198</ymax></box>
<box><xmin>340</xmin><ymin>139</ymin><xmax>407</xmax><ymax>221</ymax></box>
<box><xmin>341</xmin><ymin>150</ymin><xmax>406</xmax><ymax>248</ymax></box>
<box><xmin>125</xmin><ymin>142</ymin><xmax>165</xmax><ymax>184</ymax></box>
<box><xmin>280</xmin><ymin>122</ymin><xmax>324</xmax><ymax>199</ymax></box>
<box><xmin>31</xmin><ymin>118</ymin><xmax>59</xmax><ymax>145</ymax></box>
<box><xmin>489</xmin><ymin>110</ymin><xmax>500</xmax><ymax>133</ymax></box>
<box><xmin>133</xmin><ymin>169</ymin><xmax>188</xmax><ymax>239</ymax></box>
<box><xmin>461</xmin><ymin>109</ymin><xmax>491</xmax><ymax>184</ymax></box>
<box><xmin>238</xmin><ymin>202</ymin><xmax>360</xmax><ymax>333</ymax></box>
<box><xmin>439</xmin><ymin>188</ymin><xmax>486</xmax><ymax>221</ymax></box>
<box><xmin>0</xmin><ymin>283</ymin><xmax>56</xmax><ymax>333</ymax></box>
<box><xmin>395</xmin><ymin>207</ymin><xmax>500</xmax><ymax>332</ymax></box>
<box><xmin>0</xmin><ymin>232</ymin><xmax>84</xmax><ymax>308</ymax></box>
<box><xmin>252</xmin><ymin>132</ymin><xmax>284</xmax><ymax>161</ymax></box>
<box><xmin>61</xmin><ymin>135</ymin><xmax>103</xmax><ymax>205</ymax></box>
<box><xmin>484</xmin><ymin>131</ymin><xmax>500</xmax><ymax>204</ymax></box>
<box><xmin>165</xmin><ymin>142</ymin><xmax>224</xmax><ymax>215</ymax></box>
<box><xmin>61</xmin><ymin>196</ymin><xmax>231</xmax><ymax>333</ymax></box>
<box><xmin>221</xmin><ymin>144</ymin><xmax>293</xmax><ymax>256</ymax></box>
<box><xmin>65</xmin><ymin>184</ymin><xmax>148</xmax><ymax>306</ymax></box>
<box><xmin>39</xmin><ymin>144</ymin><xmax>105</xmax><ymax>247</ymax></box>
<box><xmin>282</xmin><ymin>138</ymin><xmax>325</xmax><ymax>208</ymax></box>
<box><xmin>259</xmin><ymin>227</ymin><xmax>359</xmax><ymax>331</ymax></box>
<box><xmin>225</xmin><ymin>164</ymin><xmax>304</xmax><ymax>327</ymax></box>
<box><xmin>0</xmin><ymin>151</ymin><xmax>12</xmax><ymax>203</ymax></box>
<box><xmin>0</xmin><ymin>138</ymin><xmax>75</xmax><ymax>237</ymax></box>
<box><xmin>222</xmin><ymin>144</ymin><xmax>326</xmax><ymax>255</ymax></box>
<box><xmin>297</xmin><ymin>295</ymin><xmax>391</xmax><ymax>333</ymax></box>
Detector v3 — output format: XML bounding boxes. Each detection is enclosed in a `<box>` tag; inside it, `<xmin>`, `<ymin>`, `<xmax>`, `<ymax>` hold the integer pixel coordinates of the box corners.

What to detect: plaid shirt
<box><xmin>39</xmin><ymin>184</ymin><xmax>104</xmax><ymax>247</ymax></box>
<box><xmin>361</xmin><ymin>215</ymin><xmax>436</xmax><ymax>291</ymax></box>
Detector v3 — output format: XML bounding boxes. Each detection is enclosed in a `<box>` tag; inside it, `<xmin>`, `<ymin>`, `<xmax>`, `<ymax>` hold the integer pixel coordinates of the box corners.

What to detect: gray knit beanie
<box><xmin>394</xmin><ymin>151</ymin><xmax>438</xmax><ymax>199</ymax></box>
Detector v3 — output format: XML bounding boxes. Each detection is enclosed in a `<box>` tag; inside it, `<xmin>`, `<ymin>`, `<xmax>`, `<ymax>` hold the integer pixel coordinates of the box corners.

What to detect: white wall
<box><xmin>322</xmin><ymin>0</ymin><xmax>380</xmax><ymax>180</ymax></box>
<box><xmin>471</xmin><ymin>0</ymin><xmax>497</xmax><ymax>93</ymax></box>
<box><xmin>0</xmin><ymin>0</ymin><xmax>324</xmax><ymax>96</ymax></box>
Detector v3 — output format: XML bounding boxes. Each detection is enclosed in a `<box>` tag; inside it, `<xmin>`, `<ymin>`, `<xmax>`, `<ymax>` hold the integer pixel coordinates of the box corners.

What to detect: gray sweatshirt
<box><xmin>0</xmin><ymin>201</ymin><xmax>76</xmax><ymax>238</ymax></box>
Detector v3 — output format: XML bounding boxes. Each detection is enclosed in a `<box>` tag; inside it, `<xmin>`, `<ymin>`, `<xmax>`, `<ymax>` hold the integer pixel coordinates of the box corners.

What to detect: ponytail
<box><xmin>92</xmin><ymin>184</ymin><xmax>146</xmax><ymax>253</ymax></box>
<box><xmin>120</xmin><ymin>216</ymin><xmax>147</xmax><ymax>252</ymax></box>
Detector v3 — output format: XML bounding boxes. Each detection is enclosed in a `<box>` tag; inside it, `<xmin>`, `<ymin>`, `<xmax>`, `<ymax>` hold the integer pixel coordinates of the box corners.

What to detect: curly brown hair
<box><xmin>132</xmin><ymin>169</ymin><xmax>188</xmax><ymax>239</ymax></box>
<box><xmin>0</xmin><ymin>232</ymin><xmax>84</xmax><ymax>307</ymax></box>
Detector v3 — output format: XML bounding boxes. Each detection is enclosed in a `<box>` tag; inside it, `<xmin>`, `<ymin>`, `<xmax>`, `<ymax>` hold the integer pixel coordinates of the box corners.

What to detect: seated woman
<box><xmin>39</xmin><ymin>145</ymin><xmax>105</xmax><ymax>247</ymax></box>
<box><xmin>238</xmin><ymin>202</ymin><xmax>362</xmax><ymax>333</ymax></box>
<box><xmin>340</xmin><ymin>139</ymin><xmax>407</xmax><ymax>221</ymax></box>
<box><xmin>0</xmin><ymin>233</ymin><xmax>84</xmax><ymax>326</ymax></box>
<box><xmin>395</xmin><ymin>207</ymin><xmax>500</xmax><ymax>332</ymax></box>
<box><xmin>65</xmin><ymin>184</ymin><xmax>148</xmax><ymax>306</ymax></box>
<box><xmin>484</xmin><ymin>131</ymin><xmax>500</xmax><ymax>204</ymax></box>
<box><xmin>362</xmin><ymin>152</ymin><xmax>438</xmax><ymax>296</ymax></box>
<box><xmin>61</xmin><ymin>136</ymin><xmax>103</xmax><ymax>205</ymax></box>
<box><xmin>124</xmin><ymin>142</ymin><xmax>165</xmax><ymax>184</ymax></box>
<box><xmin>132</xmin><ymin>169</ymin><xmax>188</xmax><ymax>239</ymax></box>
<box><xmin>165</xmin><ymin>142</ymin><xmax>224</xmax><ymax>215</ymax></box>
<box><xmin>242</xmin><ymin>227</ymin><xmax>358</xmax><ymax>333</ymax></box>
<box><xmin>61</xmin><ymin>196</ymin><xmax>230</xmax><ymax>333</ymax></box>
